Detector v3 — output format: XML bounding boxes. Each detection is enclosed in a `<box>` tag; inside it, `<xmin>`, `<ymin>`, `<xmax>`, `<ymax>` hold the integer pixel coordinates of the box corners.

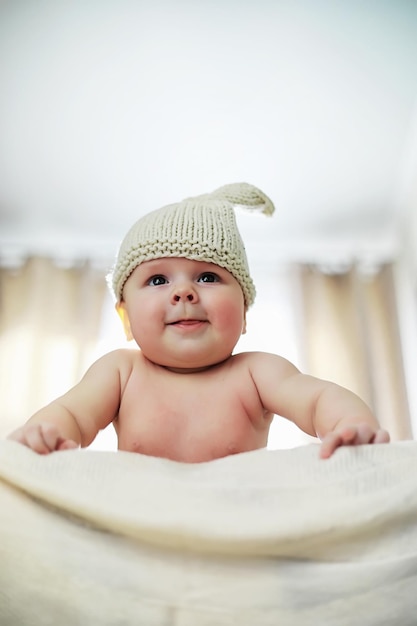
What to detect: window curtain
<box><xmin>0</xmin><ymin>257</ymin><xmax>107</xmax><ymax>438</ymax></box>
<box><xmin>298</xmin><ymin>263</ymin><xmax>412</xmax><ymax>441</ymax></box>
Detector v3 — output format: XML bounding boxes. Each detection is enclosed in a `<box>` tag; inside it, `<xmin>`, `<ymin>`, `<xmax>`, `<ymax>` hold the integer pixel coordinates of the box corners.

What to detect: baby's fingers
<box><xmin>8</xmin><ymin>423</ymin><xmax>79</xmax><ymax>454</ymax></box>
<box><xmin>56</xmin><ymin>438</ymin><xmax>79</xmax><ymax>451</ymax></box>
<box><xmin>374</xmin><ymin>429</ymin><xmax>390</xmax><ymax>444</ymax></box>
<box><xmin>320</xmin><ymin>424</ymin><xmax>391</xmax><ymax>459</ymax></box>
<box><xmin>38</xmin><ymin>424</ymin><xmax>78</xmax><ymax>453</ymax></box>
<box><xmin>319</xmin><ymin>431</ymin><xmax>347</xmax><ymax>459</ymax></box>
<box><xmin>350</xmin><ymin>423</ymin><xmax>375</xmax><ymax>445</ymax></box>
<box><xmin>350</xmin><ymin>424</ymin><xmax>391</xmax><ymax>446</ymax></box>
<box><xmin>22</xmin><ymin>423</ymin><xmax>67</xmax><ymax>454</ymax></box>
<box><xmin>21</xmin><ymin>423</ymin><xmax>55</xmax><ymax>454</ymax></box>
<box><xmin>320</xmin><ymin>425</ymin><xmax>368</xmax><ymax>458</ymax></box>
<box><xmin>40</xmin><ymin>423</ymin><xmax>70</xmax><ymax>452</ymax></box>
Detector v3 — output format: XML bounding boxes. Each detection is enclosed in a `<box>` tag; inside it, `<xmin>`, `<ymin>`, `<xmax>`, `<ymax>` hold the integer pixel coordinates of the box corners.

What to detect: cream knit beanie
<box><xmin>111</xmin><ymin>182</ymin><xmax>275</xmax><ymax>308</ymax></box>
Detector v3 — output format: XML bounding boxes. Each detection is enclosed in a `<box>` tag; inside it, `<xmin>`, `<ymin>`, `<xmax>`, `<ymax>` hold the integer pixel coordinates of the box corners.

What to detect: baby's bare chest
<box><xmin>115</xmin><ymin>367</ymin><xmax>269</xmax><ymax>461</ymax></box>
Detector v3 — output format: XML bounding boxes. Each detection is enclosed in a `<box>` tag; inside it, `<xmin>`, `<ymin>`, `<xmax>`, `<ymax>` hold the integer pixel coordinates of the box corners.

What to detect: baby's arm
<box><xmin>248</xmin><ymin>352</ymin><xmax>390</xmax><ymax>458</ymax></box>
<box><xmin>7</xmin><ymin>350</ymin><xmax>129</xmax><ymax>454</ymax></box>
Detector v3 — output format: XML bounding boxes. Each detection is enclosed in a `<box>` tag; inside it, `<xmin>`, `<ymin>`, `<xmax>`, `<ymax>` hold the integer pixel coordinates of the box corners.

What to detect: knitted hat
<box><xmin>111</xmin><ymin>182</ymin><xmax>275</xmax><ymax>308</ymax></box>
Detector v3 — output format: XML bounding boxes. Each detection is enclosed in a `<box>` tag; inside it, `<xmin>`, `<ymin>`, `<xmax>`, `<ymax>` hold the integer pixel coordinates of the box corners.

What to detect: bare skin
<box><xmin>7</xmin><ymin>258</ymin><xmax>390</xmax><ymax>460</ymax></box>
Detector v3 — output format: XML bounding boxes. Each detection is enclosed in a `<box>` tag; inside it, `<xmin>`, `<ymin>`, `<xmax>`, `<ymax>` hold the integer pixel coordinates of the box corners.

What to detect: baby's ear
<box><xmin>115</xmin><ymin>302</ymin><xmax>133</xmax><ymax>341</ymax></box>
<box><xmin>242</xmin><ymin>310</ymin><xmax>247</xmax><ymax>335</ymax></box>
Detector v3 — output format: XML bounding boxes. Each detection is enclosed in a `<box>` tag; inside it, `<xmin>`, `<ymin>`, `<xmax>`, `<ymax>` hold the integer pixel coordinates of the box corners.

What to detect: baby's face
<box><xmin>118</xmin><ymin>257</ymin><xmax>246</xmax><ymax>371</ymax></box>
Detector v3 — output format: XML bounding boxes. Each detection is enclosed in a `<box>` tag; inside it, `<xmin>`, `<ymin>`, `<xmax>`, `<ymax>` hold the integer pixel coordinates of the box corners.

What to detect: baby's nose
<box><xmin>171</xmin><ymin>283</ymin><xmax>198</xmax><ymax>303</ymax></box>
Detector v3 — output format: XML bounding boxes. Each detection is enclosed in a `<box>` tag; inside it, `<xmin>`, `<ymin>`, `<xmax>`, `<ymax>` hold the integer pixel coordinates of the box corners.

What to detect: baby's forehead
<box><xmin>137</xmin><ymin>257</ymin><xmax>222</xmax><ymax>272</ymax></box>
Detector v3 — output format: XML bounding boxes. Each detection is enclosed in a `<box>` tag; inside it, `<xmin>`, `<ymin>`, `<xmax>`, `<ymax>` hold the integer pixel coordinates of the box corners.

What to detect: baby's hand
<box><xmin>7</xmin><ymin>423</ymin><xmax>79</xmax><ymax>455</ymax></box>
<box><xmin>320</xmin><ymin>423</ymin><xmax>390</xmax><ymax>459</ymax></box>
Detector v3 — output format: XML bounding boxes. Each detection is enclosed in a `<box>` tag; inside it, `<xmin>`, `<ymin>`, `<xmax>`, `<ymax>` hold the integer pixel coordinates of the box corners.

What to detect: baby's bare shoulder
<box><xmin>232</xmin><ymin>351</ymin><xmax>300</xmax><ymax>380</ymax></box>
<box><xmin>105</xmin><ymin>347</ymin><xmax>140</xmax><ymax>361</ymax></box>
<box><xmin>232</xmin><ymin>350</ymin><xmax>292</xmax><ymax>367</ymax></box>
<box><xmin>86</xmin><ymin>348</ymin><xmax>143</xmax><ymax>380</ymax></box>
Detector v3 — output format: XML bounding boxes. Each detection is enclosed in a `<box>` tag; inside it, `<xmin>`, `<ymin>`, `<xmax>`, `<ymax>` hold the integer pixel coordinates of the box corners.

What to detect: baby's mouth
<box><xmin>168</xmin><ymin>319</ymin><xmax>207</xmax><ymax>329</ymax></box>
<box><xmin>170</xmin><ymin>319</ymin><xmax>204</xmax><ymax>325</ymax></box>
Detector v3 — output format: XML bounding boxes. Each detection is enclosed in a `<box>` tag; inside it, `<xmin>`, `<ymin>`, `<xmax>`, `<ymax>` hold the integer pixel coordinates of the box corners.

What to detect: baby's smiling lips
<box><xmin>167</xmin><ymin>318</ymin><xmax>207</xmax><ymax>329</ymax></box>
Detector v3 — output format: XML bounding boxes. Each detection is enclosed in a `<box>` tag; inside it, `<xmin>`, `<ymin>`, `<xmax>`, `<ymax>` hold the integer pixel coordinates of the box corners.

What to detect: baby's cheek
<box><xmin>218</xmin><ymin>307</ymin><xmax>245</xmax><ymax>336</ymax></box>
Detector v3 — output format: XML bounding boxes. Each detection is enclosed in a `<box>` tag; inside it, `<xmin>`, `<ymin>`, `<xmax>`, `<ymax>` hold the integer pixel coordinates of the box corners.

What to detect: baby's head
<box><xmin>111</xmin><ymin>182</ymin><xmax>274</xmax><ymax>308</ymax></box>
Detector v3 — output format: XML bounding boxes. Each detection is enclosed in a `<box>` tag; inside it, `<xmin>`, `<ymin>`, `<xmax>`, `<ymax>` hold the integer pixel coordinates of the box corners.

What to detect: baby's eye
<box><xmin>148</xmin><ymin>275</ymin><xmax>168</xmax><ymax>286</ymax></box>
<box><xmin>198</xmin><ymin>272</ymin><xmax>220</xmax><ymax>283</ymax></box>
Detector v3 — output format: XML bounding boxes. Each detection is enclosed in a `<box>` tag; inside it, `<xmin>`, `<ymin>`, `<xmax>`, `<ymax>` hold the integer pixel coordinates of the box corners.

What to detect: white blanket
<box><xmin>1</xmin><ymin>439</ymin><xmax>417</xmax><ymax>625</ymax></box>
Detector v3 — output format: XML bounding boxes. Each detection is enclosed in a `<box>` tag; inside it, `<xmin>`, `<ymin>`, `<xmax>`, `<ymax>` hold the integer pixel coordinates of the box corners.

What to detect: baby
<box><xmin>7</xmin><ymin>183</ymin><xmax>390</xmax><ymax>461</ymax></box>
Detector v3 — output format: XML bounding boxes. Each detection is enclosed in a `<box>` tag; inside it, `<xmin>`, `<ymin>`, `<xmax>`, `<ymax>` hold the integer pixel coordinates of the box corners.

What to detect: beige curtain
<box><xmin>298</xmin><ymin>263</ymin><xmax>412</xmax><ymax>441</ymax></box>
<box><xmin>0</xmin><ymin>257</ymin><xmax>107</xmax><ymax>438</ymax></box>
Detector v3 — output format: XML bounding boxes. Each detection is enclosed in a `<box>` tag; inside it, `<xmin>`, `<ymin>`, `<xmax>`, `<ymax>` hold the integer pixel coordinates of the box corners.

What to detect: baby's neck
<box><xmin>160</xmin><ymin>357</ymin><xmax>231</xmax><ymax>375</ymax></box>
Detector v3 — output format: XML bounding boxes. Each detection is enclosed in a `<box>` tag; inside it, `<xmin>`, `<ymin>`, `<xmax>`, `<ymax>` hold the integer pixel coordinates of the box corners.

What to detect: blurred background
<box><xmin>1</xmin><ymin>0</ymin><xmax>417</xmax><ymax>450</ymax></box>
